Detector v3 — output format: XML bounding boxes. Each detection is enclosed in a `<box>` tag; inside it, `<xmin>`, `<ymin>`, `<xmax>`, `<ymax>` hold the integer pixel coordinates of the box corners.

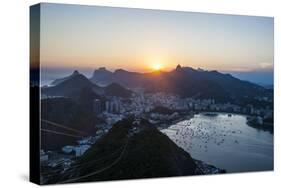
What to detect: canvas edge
<box><xmin>30</xmin><ymin>3</ymin><xmax>41</xmax><ymax>185</ymax></box>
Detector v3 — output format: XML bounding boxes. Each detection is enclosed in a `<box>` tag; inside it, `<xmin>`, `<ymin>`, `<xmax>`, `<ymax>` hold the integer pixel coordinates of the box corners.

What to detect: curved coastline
<box><xmin>161</xmin><ymin>112</ymin><xmax>273</xmax><ymax>173</ymax></box>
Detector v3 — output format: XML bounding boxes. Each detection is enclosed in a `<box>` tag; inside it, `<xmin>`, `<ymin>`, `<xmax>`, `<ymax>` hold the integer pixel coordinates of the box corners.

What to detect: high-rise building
<box><xmin>105</xmin><ymin>98</ymin><xmax>121</xmax><ymax>113</ymax></box>
<box><xmin>93</xmin><ymin>99</ymin><xmax>102</xmax><ymax>114</ymax></box>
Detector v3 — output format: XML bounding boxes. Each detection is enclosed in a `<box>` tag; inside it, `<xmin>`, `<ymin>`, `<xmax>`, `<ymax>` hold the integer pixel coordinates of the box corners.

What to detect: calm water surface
<box><xmin>161</xmin><ymin>113</ymin><xmax>273</xmax><ymax>172</ymax></box>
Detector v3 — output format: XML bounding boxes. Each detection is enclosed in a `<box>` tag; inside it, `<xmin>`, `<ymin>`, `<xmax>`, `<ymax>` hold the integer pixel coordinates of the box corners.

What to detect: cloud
<box><xmin>259</xmin><ymin>62</ymin><xmax>273</xmax><ymax>69</ymax></box>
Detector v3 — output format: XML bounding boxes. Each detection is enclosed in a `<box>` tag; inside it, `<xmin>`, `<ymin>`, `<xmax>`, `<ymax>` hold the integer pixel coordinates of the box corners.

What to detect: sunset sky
<box><xmin>39</xmin><ymin>3</ymin><xmax>273</xmax><ymax>75</ymax></box>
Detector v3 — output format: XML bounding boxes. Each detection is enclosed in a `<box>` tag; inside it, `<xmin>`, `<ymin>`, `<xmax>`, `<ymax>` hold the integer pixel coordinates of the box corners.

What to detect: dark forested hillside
<box><xmin>41</xmin><ymin>98</ymin><xmax>103</xmax><ymax>150</ymax></box>
<box><xmin>48</xmin><ymin>118</ymin><xmax>200</xmax><ymax>183</ymax></box>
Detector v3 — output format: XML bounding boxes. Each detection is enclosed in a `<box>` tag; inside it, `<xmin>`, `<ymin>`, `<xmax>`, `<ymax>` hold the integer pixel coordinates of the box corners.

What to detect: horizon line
<box><xmin>38</xmin><ymin>65</ymin><xmax>273</xmax><ymax>74</ymax></box>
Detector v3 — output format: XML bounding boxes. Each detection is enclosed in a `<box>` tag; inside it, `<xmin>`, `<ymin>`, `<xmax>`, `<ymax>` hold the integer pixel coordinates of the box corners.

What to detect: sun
<box><xmin>151</xmin><ymin>63</ymin><xmax>163</xmax><ymax>71</ymax></box>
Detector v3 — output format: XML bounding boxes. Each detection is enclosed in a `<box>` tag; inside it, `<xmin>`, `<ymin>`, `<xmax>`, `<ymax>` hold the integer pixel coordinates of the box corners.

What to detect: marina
<box><xmin>162</xmin><ymin>112</ymin><xmax>273</xmax><ymax>172</ymax></box>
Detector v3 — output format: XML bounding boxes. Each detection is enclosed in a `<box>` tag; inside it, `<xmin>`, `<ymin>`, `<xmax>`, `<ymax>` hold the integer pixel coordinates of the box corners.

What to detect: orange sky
<box><xmin>39</xmin><ymin>3</ymin><xmax>274</xmax><ymax>73</ymax></box>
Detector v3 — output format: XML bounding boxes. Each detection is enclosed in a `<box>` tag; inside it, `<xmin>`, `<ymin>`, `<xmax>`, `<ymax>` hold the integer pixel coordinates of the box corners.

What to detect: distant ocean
<box><xmin>224</xmin><ymin>71</ymin><xmax>273</xmax><ymax>86</ymax></box>
<box><xmin>40</xmin><ymin>68</ymin><xmax>93</xmax><ymax>86</ymax></box>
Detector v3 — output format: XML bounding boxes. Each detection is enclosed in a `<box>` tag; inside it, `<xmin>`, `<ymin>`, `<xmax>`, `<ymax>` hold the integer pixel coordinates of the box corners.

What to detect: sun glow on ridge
<box><xmin>151</xmin><ymin>62</ymin><xmax>163</xmax><ymax>71</ymax></box>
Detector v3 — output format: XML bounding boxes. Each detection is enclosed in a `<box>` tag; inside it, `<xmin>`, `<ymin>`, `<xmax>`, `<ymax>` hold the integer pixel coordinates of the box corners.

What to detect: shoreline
<box><xmin>158</xmin><ymin>111</ymin><xmax>272</xmax><ymax>174</ymax></box>
<box><xmin>156</xmin><ymin>111</ymin><xmax>226</xmax><ymax>174</ymax></box>
<box><xmin>194</xmin><ymin>160</ymin><xmax>226</xmax><ymax>174</ymax></box>
<box><xmin>157</xmin><ymin>111</ymin><xmax>273</xmax><ymax>134</ymax></box>
<box><xmin>247</xmin><ymin>117</ymin><xmax>273</xmax><ymax>134</ymax></box>
<box><xmin>156</xmin><ymin>111</ymin><xmax>197</xmax><ymax>130</ymax></box>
